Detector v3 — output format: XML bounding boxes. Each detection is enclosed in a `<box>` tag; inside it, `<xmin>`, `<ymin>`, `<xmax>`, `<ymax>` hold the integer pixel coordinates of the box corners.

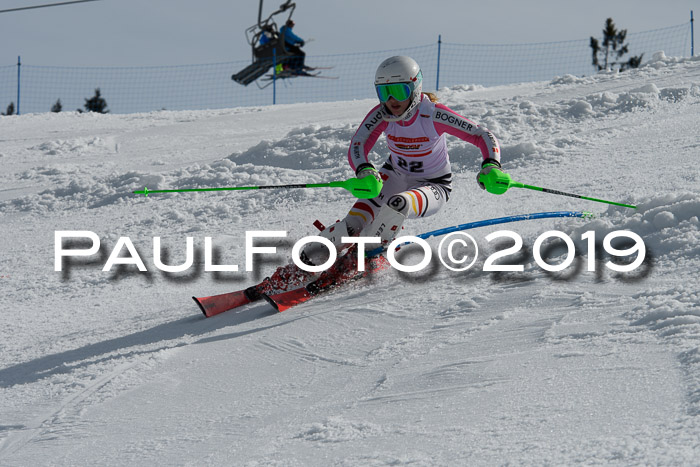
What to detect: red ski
<box><xmin>195</xmin><ymin>247</ymin><xmax>389</xmax><ymax>316</ymax></box>
<box><xmin>263</xmin><ymin>287</ymin><xmax>315</xmax><ymax>312</ymax></box>
<box><xmin>194</xmin><ymin>262</ymin><xmax>317</xmax><ymax>317</ymax></box>
<box><xmin>193</xmin><ymin>290</ymin><xmax>252</xmax><ymax>318</ymax></box>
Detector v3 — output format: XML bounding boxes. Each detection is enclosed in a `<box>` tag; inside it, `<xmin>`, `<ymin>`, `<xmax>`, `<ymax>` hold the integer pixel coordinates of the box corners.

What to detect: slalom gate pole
<box><xmin>133</xmin><ymin>176</ymin><xmax>381</xmax><ymax>199</ymax></box>
<box><xmin>366</xmin><ymin>210</ymin><xmax>593</xmax><ymax>257</ymax></box>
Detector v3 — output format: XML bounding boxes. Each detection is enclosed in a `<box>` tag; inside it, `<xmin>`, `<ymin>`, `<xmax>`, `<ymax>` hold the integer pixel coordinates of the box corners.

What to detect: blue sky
<box><xmin>1</xmin><ymin>0</ymin><xmax>696</xmax><ymax>67</ymax></box>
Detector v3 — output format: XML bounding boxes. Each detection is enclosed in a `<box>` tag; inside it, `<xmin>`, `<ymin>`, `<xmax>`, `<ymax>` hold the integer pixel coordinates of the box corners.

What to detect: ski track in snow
<box><xmin>1</xmin><ymin>53</ymin><xmax>699</xmax><ymax>465</ymax></box>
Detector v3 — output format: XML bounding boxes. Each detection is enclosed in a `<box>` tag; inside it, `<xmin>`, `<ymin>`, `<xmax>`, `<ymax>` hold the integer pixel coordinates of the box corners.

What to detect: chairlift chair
<box><xmin>232</xmin><ymin>0</ymin><xmax>297</xmax><ymax>86</ymax></box>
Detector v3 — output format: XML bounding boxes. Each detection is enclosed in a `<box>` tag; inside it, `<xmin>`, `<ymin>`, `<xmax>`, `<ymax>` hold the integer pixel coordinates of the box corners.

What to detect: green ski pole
<box><xmin>478</xmin><ymin>169</ymin><xmax>637</xmax><ymax>209</ymax></box>
<box><xmin>133</xmin><ymin>176</ymin><xmax>382</xmax><ymax>199</ymax></box>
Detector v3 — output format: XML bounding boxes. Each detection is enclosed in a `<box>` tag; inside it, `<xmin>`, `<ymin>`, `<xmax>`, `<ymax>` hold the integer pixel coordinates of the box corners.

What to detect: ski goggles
<box><xmin>375</xmin><ymin>82</ymin><xmax>414</xmax><ymax>102</ymax></box>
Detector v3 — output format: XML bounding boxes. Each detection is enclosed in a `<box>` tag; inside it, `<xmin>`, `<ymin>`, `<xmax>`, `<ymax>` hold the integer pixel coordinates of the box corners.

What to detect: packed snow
<box><xmin>1</xmin><ymin>52</ymin><xmax>700</xmax><ymax>465</ymax></box>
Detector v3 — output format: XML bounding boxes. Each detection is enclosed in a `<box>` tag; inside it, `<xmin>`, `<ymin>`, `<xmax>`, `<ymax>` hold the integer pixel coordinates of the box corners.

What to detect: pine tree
<box><xmin>2</xmin><ymin>102</ymin><xmax>15</xmax><ymax>116</ymax></box>
<box><xmin>84</xmin><ymin>88</ymin><xmax>109</xmax><ymax>113</ymax></box>
<box><xmin>590</xmin><ymin>18</ymin><xmax>644</xmax><ymax>72</ymax></box>
<box><xmin>51</xmin><ymin>99</ymin><xmax>63</xmax><ymax>113</ymax></box>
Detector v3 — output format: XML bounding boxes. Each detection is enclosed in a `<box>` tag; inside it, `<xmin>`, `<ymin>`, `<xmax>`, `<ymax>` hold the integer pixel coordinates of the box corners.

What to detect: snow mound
<box><xmin>1</xmin><ymin>159</ymin><xmax>344</xmax><ymax>214</ymax></box>
<box><xmin>0</xmin><ymin>169</ymin><xmax>165</xmax><ymax>213</ymax></box>
<box><xmin>550</xmin><ymin>74</ymin><xmax>587</xmax><ymax>86</ymax></box>
<box><xmin>31</xmin><ymin>137</ymin><xmax>115</xmax><ymax>156</ymax></box>
<box><xmin>227</xmin><ymin>124</ymin><xmax>365</xmax><ymax>173</ymax></box>
<box><xmin>570</xmin><ymin>193</ymin><xmax>700</xmax><ymax>263</ymax></box>
<box><xmin>170</xmin><ymin>160</ymin><xmax>325</xmax><ymax>190</ymax></box>
<box><xmin>641</xmin><ymin>50</ymin><xmax>700</xmax><ymax>70</ymax></box>
<box><xmin>548</xmin><ymin>83</ymin><xmax>695</xmax><ymax>121</ymax></box>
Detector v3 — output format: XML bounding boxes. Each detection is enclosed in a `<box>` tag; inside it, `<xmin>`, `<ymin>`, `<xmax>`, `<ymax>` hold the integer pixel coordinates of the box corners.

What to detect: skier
<box><xmin>245</xmin><ymin>56</ymin><xmax>504</xmax><ymax>300</ymax></box>
<box><xmin>301</xmin><ymin>55</ymin><xmax>503</xmax><ymax>262</ymax></box>
<box><xmin>279</xmin><ymin>19</ymin><xmax>307</xmax><ymax>73</ymax></box>
<box><xmin>258</xmin><ymin>25</ymin><xmax>277</xmax><ymax>45</ymax></box>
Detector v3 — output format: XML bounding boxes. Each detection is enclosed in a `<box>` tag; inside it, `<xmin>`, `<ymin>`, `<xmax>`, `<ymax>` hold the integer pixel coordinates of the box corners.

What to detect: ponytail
<box><xmin>422</xmin><ymin>92</ymin><xmax>439</xmax><ymax>103</ymax></box>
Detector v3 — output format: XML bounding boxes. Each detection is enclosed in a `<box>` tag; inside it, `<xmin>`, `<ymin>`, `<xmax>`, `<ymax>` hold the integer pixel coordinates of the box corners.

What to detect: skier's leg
<box><xmin>301</xmin><ymin>163</ymin><xmax>406</xmax><ymax>265</ymax></box>
<box><xmin>246</xmin><ymin>202</ymin><xmax>373</xmax><ymax>299</ymax></box>
<box><xmin>359</xmin><ymin>203</ymin><xmax>406</xmax><ymax>248</ymax></box>
<box><xmin>297</xmin><ymin>213</ymin><xmax>365</xmax><ymax>267</ymax></box>
<box><xmin>308</xmin><ymin>201</ymin><xmax>406</xmax><ymax>283</ymax></box>
<box><xmin>245</xmin><ymin>166</ymin><xmax>409</xmax><ymax>299</ymax></box>
<box><xmin>246</xmin><ymin>207</ymin><xmax>371</xmax><ymax>299</ymax></box>
<box><xmin>389</xmin><ymin>169</ymin><xmax>452</xmax><ymax>219</ymax></box>
<box><xmin>245</xmin><ymin>258</ymin><xmax>319</xmax><ymax>300</ymax></box>
<box><xmin>385</xmin><ymin>185</ymin><xmax>448</xmax><ymax>220</ymax></box>
<box><xmin>361</xmin><ymin>171</ymin><xmax>452</xmax><ymax>250</ymax></box>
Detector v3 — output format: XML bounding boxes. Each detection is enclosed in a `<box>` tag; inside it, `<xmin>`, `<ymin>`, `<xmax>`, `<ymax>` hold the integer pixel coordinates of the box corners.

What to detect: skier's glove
<box><xmin>356</xmin><ymin>163</ymin><xmax>382</xmax><ymax>183</ymax></box>
<box><xmin>476</xmin><ymin>158</ymin><xmax>501</xmax><ymax>189</ymax></box>
<box><xmin>477</xmin><ymin>158</ymin><xmax>510</xmax><ymax>195</ymax></box>
<box><xmin>356</xmin><ymin>163</ymin><xmax>383</xmax><ymax>199</ymax></box>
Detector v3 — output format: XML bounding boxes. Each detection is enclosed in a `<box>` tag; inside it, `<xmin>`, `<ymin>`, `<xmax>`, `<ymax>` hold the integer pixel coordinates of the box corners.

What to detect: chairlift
<box><xmin>232</xmin><ymin>0</ymin><xmax>298</xmax><ymax>86</ymax></box>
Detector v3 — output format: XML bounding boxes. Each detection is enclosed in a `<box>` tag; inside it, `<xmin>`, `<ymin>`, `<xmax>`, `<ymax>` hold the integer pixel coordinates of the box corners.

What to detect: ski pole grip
<box><xmin>479</xmin><ymin>169</ymin><xmax>512</xmax><ymax>195</ymax></box>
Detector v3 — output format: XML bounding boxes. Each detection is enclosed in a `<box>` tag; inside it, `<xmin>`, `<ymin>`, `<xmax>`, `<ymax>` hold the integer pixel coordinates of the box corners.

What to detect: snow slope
<box><xmin>1</xmin><ymin>52</ymin><xmax>700</xmax><ymax>465</ymax></box>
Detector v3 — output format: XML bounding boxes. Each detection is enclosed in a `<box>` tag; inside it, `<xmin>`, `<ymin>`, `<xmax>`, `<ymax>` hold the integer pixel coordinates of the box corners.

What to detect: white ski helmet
<box><xmin>374</xmin><ymin>56</ymin><xmax>423</xmax><ymax>122</ymax></box>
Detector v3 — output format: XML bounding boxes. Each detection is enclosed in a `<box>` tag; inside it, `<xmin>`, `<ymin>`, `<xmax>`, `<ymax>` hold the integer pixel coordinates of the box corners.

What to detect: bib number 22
<box><xmin>396</xmin><ymin>157</ymin><xmax>424</xmax><ymax>173</ymax></box>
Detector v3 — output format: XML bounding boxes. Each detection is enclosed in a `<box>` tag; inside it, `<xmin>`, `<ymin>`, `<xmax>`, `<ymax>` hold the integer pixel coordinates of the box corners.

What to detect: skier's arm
<box><xmin>283</xmin><ymin>28</ymin><xmax>304</xmax><ymax>46</ymax></box>
<box><xmin>348</xmin><ymin>105</ymin><xmax>389</xmax><ymax>173</ymax></box>
<box><xmin>433</xmin><ymin>103</ymin><xmax>500</xmax><ymax>163</ymax></box>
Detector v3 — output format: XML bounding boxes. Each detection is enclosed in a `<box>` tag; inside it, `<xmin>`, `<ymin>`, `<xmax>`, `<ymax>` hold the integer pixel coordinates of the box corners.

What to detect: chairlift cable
<box><xmin>0</xmin><ymin>0</ymin><xmax>101</xmax><ymax>14</ymax></box>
